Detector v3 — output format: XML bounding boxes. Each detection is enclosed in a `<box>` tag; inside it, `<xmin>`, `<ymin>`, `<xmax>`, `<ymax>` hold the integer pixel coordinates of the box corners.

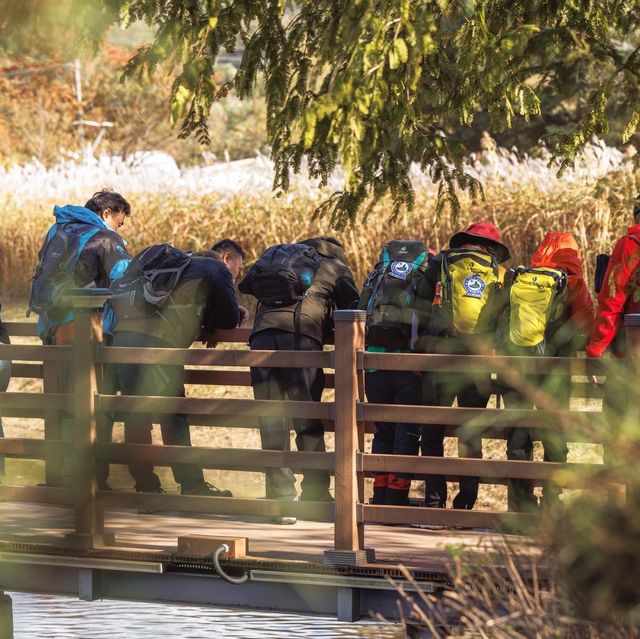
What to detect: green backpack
<box><xmin>360</xmin><ymin>240</ymin><xmax>430</xmax><ymax>349</ymax></box>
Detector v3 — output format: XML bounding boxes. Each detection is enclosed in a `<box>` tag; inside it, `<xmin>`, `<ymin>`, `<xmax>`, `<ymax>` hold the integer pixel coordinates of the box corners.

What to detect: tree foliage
<box><xmin>3</xmin><ymin>1</ymin><xmax>640</xmax><ymax>226</ymax></box>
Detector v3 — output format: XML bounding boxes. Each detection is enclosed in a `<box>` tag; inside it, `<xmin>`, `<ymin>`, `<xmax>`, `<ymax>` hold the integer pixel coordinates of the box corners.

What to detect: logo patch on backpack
<box><xmin>390</xmin><ymin>261</ymin><xmax>413</xmax><ymax>280</ymax></box>
<box><xmin>463</xmin><ymin>274</ymin><xmax>485</xmax><ymax>298</ymax></box>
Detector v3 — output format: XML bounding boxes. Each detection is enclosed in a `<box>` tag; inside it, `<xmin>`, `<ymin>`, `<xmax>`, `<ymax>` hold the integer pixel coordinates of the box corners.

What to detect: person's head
<box><xmin>633</xmin><ymin>194</ymin><xmax>640</xmax><ymax>224</ymax></box>
<box><xmin>449</xmin><ymin>221</ymin><xmax>510</xmax><ymax>263</ymax></box>
<box><xmin>210</xmin><ymin>239</ymin><xmax>245</xmax><ymax>281</ymax></box>
<box><xmin>85</xmin><ymin>190</ymin><xmax>131</xmax><ymax>232</ymax></box>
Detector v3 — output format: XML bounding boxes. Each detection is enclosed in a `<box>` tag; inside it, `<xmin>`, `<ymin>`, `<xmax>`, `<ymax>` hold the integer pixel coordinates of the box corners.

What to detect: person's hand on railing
<box><xmin>589</xmin><ymin>375</ymin><xmax>600</xmax><ymax>387</ymax></box>
<box><xmin>238</xmin><ymin>306</ymin><xmax>250</xmax><ymax>326</ymax></box>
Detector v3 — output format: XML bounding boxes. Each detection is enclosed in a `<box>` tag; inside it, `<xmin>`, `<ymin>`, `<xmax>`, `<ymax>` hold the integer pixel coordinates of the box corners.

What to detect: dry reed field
<box><xmin>0</xmin><ymin>139</ymin><xmax>638</xmax><ymax>297</ymax></box>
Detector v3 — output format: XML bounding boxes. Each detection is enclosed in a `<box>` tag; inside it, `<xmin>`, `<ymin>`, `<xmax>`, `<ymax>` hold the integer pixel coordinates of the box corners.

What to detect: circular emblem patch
<box><xmin>390</xmin><ymin>261</ymin><xmax>413</xmax><ymax>280</ymax></box>
<box><xmin>463</xmin><ymin>274</ymin><xmax>485</xmax><ymax>298</ymax></box>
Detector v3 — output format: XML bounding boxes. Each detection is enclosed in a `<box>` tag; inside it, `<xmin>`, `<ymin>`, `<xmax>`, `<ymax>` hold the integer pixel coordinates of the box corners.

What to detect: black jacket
<box><xmin>114</xmin><ymin>256</ymin><xmax>240</xmax><ymax>347</ymax></box>
<box><xmin>246</xmin><ymin>238</ymin><xmax>360</xmax><ymax>345</ymax></box>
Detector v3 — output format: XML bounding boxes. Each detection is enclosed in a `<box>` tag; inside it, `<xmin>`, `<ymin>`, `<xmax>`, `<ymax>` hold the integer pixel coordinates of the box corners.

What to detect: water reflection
<box><xmin>10</xmin><ymin>593</ymin><xmax>402</xmax><ymax>638</ymax></box>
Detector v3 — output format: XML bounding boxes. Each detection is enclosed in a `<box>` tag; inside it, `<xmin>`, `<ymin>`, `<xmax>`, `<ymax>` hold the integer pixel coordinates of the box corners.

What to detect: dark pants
<box><xmin>114</xmin><ymin>331</ymin><xmax>205</xmax><ymax>492</ymax></box>
<box><xmin>249</xmin><ymin>329</ymin><xmax>329</xmax><ymax>501</ymax></box>
<box><xmin>425</xmin><ymin>339</ymin><xmax>490</xmax><ymax>510</ymax></box>
<box><xmin>502</xmin><ymin>350</ymin><xmax>570</xmax><ymax>511</ymax></box>
<box><xmin>365</xmin><ymin>369</ymin><xmax>424</xmax><ymax>505</ymax></box>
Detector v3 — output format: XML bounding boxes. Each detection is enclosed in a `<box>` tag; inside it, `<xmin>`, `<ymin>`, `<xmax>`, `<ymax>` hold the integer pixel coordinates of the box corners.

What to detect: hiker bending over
<box><xmin>423</xmin><ymin>222</ymin><xmax>511</xmax><ymax>511</ymax></box>
<box><xmin>499</xmin><ymin>232</ymin><xmax>593</xmax><ymax>512</ymax></box>
<box><xmin>239</xmin><ymin>237</ymin><xmax>359</xmax><ymax>524</ymax></box>
<box><xmin>111</xmin><ymin>242</ymin><xmax>243</xmax><ymax>498</ymax></box>
<box><xmin>587</xmin><ymin>195</ymin><xmax>640</xmax><ymax>443</ymax></box>
<box><xmin>28</xmin><ymin>190</ymin><xmax>132</xmax><ymax>487</ymax></box>
<box><xmin>358</xmin><ymin>240</ymin><xmax>434</xmax><ymax>506</ymax></box>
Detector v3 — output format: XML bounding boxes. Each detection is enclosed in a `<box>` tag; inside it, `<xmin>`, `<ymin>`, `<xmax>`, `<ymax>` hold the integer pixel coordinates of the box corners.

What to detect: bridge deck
<box><xmin>0</xmin><ymin>501</ymin><xmax>533</xmax><ymax>574</ymax></box>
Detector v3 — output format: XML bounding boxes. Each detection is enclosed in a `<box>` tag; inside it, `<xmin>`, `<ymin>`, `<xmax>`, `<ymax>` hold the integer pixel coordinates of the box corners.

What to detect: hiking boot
<box><xmin>270</xmin><ymin>496</ymin><xmax>298</xmax><ymax>525</ymax></box>
<box><xmin>181</xmin><ymin>482</ymin><xmax>233</xmax><ymax>497</ymax></box>
<box><xmin>136</xmin><ymin>486</ymin><xmax>166</xmax><ymax>514</ymax></box>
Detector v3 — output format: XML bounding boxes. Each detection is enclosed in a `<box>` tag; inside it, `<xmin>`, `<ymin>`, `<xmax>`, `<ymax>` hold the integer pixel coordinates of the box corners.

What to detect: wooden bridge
<box><xmin>0</xmin><ymin>290</ymin><xmax>629</xmax><ymax>624</ymax></box>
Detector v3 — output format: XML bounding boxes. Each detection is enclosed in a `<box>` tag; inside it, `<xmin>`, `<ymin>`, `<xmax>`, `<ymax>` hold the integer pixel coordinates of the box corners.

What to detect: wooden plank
<box><xmin>184</xmin><ymin>369</ymin><xmax>336</xmax><ymax>389</ymax></box>
<box><xmin>0</xmin><ymin>344</ymin><xmax>72</xmax><ymax>362</ymax></box>
<box><xmin>177</xmin><ymin>535</ymin><xmax>248</xmax><ymax>558</ymax></box>
<box><xmin>110</xmin><ymin>413</ymin><xmax>262</xmax><ymax>429</ymax></box>
<box><xmin>358</xmin><ymin>453</ymin><xmax>601</xmax><ymax>481</ymax></box>
<box><xmin>98</xmin><ymin>491</ymin><xmax>334</xmax><ymax>522</ymax></box>
<box><xmin>95</xmin><ymin>443</ymin><xmax>335</xmax><ymax>471</ymax></box>
<box><xmin>0</xmin><ymin>392</ymin><xmax>72</xmax><ymax>413</ymax></box>
<box><xmin>99</xmin><ymin>346</ymin><xmax>332</xmax><ymax>368</ymax></box>
<box><xmin>362</xmin><ymin>352</ymin><xmax>610</xmax><ymax>376</ymax></box>
<box><xmin>359</xmin><ymin>504</ymin><xmax>535</xmax><ymax>530</ymax></box>
<box><xmin>210</xmin><ymin>328</ymin><xmax>252</xmax><ymax>343</ymax></box>
<box><xmin>0</xmin><ymin>484</ymin><xmax>73</xmax><ymax>505</ymax></box>
<box><xmin>98</xmin><ymin>395</ymin><xmax>333</xmax><ymax>420</ymax></box>
<box><xmin>9</xmin><ymin>363</ymin><xmax>44</xmax><ymax>379</ymax></box>
<box><xmin>3</xmin><ymin>322</ymin><xmax>38</xmax><ymax>337</ymax></box>
<box><xmin>359</xmin><ymin>402</ymin><xmax>604</xmax><ymax>429</ymax></box>
<box><xmin>0</xmin><ymin>438</ymin><xmax>68</xmax><ymax>459</ymax></box>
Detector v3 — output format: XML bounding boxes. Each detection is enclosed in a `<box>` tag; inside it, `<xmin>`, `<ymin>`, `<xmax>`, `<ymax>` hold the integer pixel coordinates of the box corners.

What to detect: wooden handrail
<box><xmin>98</xmin><ymin>345</ymin><xmax>333</xmax><ymax>368</ymax></box>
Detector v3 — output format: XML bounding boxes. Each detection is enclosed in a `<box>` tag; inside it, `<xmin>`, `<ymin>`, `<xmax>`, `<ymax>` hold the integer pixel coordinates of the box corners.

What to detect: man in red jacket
<box><xmin>587</xmin><ymin>197</ymin><xmax>640</xmax><ymax>360</ymax></box>
<box><xmin>587</xmin><ymin>197</ymin><xmax>640</xmax><ymax>441</ymax></box>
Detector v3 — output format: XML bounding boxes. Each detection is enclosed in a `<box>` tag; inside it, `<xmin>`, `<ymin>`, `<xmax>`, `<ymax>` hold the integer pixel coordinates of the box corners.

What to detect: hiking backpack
<box><xmin>110</xmin><ymin>244</ymin><xmax>192</xmax><ymax>321</ymax></box>
<box><xmin>430</xmin><ymin>248</ymin><xmax>501</xmax><ymax>336</ymax></box>
<box><xmin>361</xmin><ymin>240</ymin><xmax>430</xmax><ymax>348</ymax></box>
<box><xmin>238</xmin><ymin>243</ymin><xmax>322</xmax><ymax>307</ymax></box>
<box><xmin>505</xmin><ymin>266</ymin><xmax>568</xmax><ymax>348</ymax></box>
<box><xmin>28</xmin><ymin>223</ymin><xmax>99</xmax><ymax>319</ymax></box>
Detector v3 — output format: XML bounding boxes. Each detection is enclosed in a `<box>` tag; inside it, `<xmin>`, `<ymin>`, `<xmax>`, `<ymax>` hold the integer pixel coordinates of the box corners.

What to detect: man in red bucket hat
<box><xmin>412</xmin><ymin>221</ymin><xmax>510</xmax><ymax>514</ymax></box>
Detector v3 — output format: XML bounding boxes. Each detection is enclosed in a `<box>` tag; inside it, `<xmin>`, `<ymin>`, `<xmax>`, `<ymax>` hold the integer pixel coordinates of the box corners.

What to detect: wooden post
<box><xmin>65</xmin><ymin>289</ymin><xmax>111</xmax><ymax>548</ymax></box>
<box><xmin>324</xmin><ymin>309</ymin><xmax>369</xmax><ymax>567</ymax></box>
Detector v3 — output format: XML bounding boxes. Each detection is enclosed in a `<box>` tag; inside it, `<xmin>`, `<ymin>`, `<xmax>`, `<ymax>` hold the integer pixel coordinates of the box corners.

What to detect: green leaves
<box><xmin>5</xmin><ymin>1</ymin><xmax>640</xmax><ymax>227</ymax></box>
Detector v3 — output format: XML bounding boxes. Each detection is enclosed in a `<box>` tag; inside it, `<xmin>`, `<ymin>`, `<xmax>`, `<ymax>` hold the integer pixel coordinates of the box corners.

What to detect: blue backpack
<box><xmin>28</xmin><ymin>223</ymin><xmax>99</xmax><ymax>319</ymax></box>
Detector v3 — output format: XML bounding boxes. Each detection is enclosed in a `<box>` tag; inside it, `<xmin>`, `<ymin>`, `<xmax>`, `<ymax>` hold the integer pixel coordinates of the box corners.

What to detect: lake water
<box><xmin>9</xmin><ymin>592</ymin><xmax>403</xmax><ymax>638</ymax></box>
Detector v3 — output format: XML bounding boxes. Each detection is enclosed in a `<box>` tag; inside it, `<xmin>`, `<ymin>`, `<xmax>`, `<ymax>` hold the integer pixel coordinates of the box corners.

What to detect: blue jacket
<box><xmin>37</xmin><ymin>205</ymin><xmax>130</xmax><ymax>339</ymax></box>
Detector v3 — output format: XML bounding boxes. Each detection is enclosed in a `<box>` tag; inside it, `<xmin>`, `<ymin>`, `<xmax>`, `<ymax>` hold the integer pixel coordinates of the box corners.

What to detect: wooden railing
<box><xmin>0</xmin><ymin>291</ymin><xmax>633</xmax><ymax>564</ymax></box>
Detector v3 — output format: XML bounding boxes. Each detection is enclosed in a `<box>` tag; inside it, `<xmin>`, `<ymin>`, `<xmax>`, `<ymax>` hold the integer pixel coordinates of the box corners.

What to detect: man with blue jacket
<box><xmin>32</xmin><ymin>190</ymin><xmax>132</xmax><ymax>488</ymax></box>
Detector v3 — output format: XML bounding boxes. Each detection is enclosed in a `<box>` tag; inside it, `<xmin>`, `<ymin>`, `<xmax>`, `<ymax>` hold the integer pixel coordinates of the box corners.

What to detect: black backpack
<box><xmin>238</xmin><ymin>243</ymin><xmax>322</xmax><ymax>307</ymax></box>
<box><xmin>361</xmin><ymin>240</ymin><xmax>430</xmax><ymax>348</ymax></box>
<box><xmin>110</xmin><ymin>244</ymin><xmax>192</xmax><ymax>321</ymax></box>
<box><xmin>28</xmin><ymin>223</ymin><xmax>97</xmax><ymax>319</ymax></box>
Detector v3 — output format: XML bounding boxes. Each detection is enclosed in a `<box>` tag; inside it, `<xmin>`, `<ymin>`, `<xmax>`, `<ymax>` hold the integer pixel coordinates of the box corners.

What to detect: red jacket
<box><xmin>530</xmin><ymin>232</ymin><xmax>594</xmax><ymax>339</ymax></box>
<box><xmin>586</xmin><ymin>224</ymin><xmax>640</xmax><ymax>357</ymax></box>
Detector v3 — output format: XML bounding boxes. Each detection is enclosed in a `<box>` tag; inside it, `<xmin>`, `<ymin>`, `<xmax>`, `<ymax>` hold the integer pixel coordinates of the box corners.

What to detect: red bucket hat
<box><xmin>449</xmin><ymin>221</ymin><xmax>510</xmax><ymax>263</ymax></box>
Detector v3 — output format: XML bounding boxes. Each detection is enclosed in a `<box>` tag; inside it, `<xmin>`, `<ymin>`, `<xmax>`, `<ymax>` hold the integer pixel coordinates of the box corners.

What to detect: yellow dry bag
<box><xmin>507</xmin><ymin>266</ymin><xmax>567</xmax><ymax>347</ymax></box>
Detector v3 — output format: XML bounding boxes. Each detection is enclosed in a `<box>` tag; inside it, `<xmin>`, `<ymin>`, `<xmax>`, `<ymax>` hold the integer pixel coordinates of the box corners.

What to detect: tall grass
<box><xmin>0</xmin><ymin>140</ymin><xmax>637</xmax><ymax>298</ymax></box>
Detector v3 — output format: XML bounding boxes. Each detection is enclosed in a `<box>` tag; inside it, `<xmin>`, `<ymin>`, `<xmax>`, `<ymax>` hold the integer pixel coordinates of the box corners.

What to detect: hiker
<box><xmin>358</xmin><ymin>240</ymin><xmax>434</xmax><ymax>506</ymax></box>
<box><xmin>28</xmin><ymin>190</ymin><xmax>132</xmax><ymax>487</ymax></box>
<box><xmin>239</xmin><ymin>237</ymin><xmax>359</xmax><ymax>523</ymax></box>
<box><xmin>424</xmin><ymin>222</ymin><xmax>510</xmax><ymax>510</ymax></box>
<box><xmin>500</xmin><ymin>232</ymin><xmax>593</xmax><ymax>511</ymax></box>
<box><xmin>0</xmin><ymin>303</ymin><xmax>10</xmax><ymax>479</ymax></box>
<box><xmin>587</xmin><ymin>195</ymin><xmax>640</xmax><ymax>437</ymax></box>
<box><xmin>111</xmin><ymin>243</ymin><xmax>243</xmax><ymax>498</ymax></box>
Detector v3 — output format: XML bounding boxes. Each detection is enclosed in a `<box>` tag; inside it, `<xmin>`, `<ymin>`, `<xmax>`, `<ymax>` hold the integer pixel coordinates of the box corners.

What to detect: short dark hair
<box><xmin>211</xmin><ymin>239</ymin><xmax>245</xmax><ymax>259</ymax></box>
<box><xmin>85</xmin><ymin>190</ymin><xmax>131</xmax><ymax>217</ymax></box>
